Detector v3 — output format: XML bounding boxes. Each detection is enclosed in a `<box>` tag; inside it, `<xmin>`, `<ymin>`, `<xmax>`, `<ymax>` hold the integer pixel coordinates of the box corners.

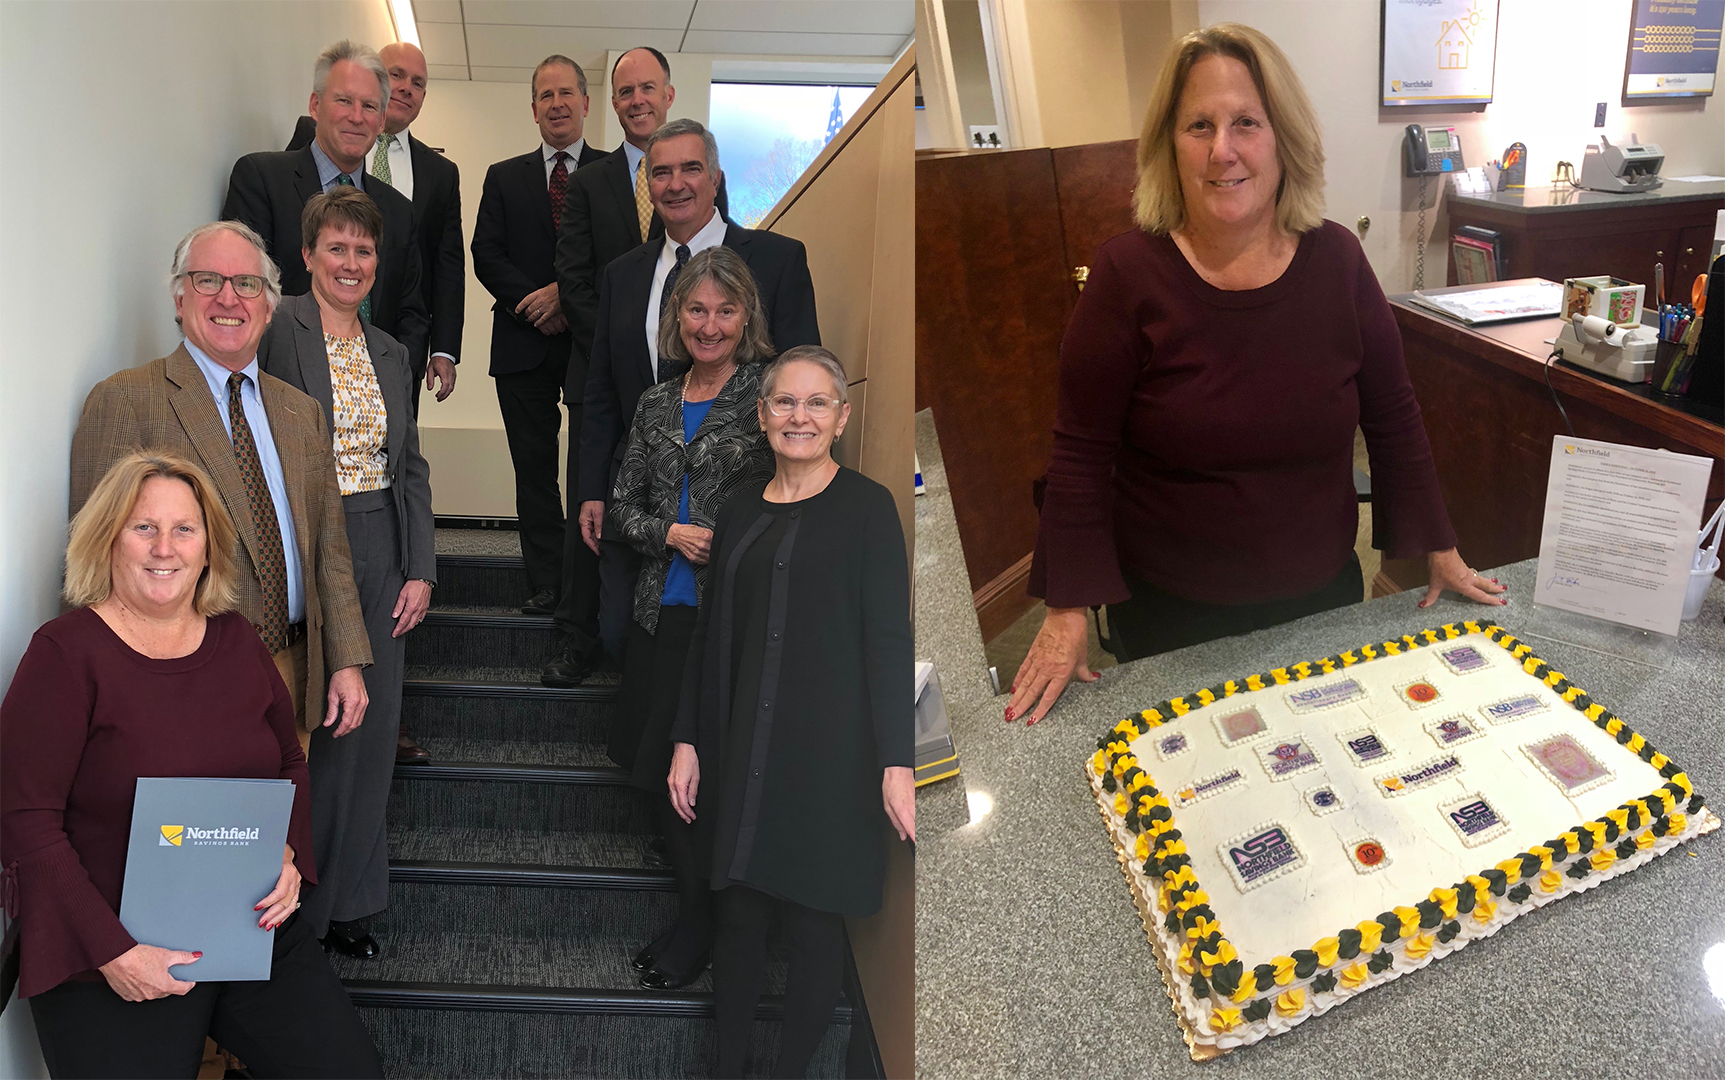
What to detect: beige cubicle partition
<box><xmin>758</xmin><ymin>47</ymin><xmax>917</xmax><ymax>1080</ymax></box>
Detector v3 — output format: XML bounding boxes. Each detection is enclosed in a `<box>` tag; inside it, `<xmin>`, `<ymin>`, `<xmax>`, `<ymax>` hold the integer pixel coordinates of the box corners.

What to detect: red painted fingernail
<box><xmin>1003</xmin><ymin>707</ymin><xmax>1015</xmax><ymax>722</ymax></box>
<box><xmin>1027</xmin><ymin>716</ymin><xmax>1038</xmax><ymax>726</ymax></box>
<box><xmin>1499</xmin><ymin>598</ymin><xmax>1508</xmax><ymax>605</ymax></box>
<box><xmin>193</xmin><ymin>952</ymin><xmax>203</xmax><ymax>958</ymax></box>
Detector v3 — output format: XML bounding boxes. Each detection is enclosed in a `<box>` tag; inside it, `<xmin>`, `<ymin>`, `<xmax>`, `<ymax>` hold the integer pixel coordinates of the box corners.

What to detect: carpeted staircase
<box><xmin>323</xmin><ymin>526</ymin><xmax>870</xmax><ymax>1078</ymax></box>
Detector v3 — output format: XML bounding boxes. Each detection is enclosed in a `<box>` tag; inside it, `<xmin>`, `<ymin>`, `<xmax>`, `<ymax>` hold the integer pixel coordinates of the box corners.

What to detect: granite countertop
<box><xmin>1448</xmin><ymin>177</ymin><xmax>1725</xmax><ymax>215</ymax></box>
<box><xmin>914</xmin><ymin>412</ymin><xmax>1725</xmax><ymax>1078</ymax></box>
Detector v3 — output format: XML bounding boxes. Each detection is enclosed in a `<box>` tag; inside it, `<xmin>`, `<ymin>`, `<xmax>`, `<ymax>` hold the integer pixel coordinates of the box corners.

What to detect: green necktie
<box><xmin>332</xmin><ymin>173</ymin><xmax>373</xmax><ymax>323</ymax></box>
<box><xmin>371</xmin><ymin>133</ymin><xmax>394</xmax><ymax>187</ymax></box>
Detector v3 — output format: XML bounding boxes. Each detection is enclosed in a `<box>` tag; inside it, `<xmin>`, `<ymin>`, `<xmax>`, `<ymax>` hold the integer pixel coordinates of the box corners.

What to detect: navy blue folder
<box><xmin>119</xmin><ymin>777</ymin><xmax>295</xmax><ymax>981</ymax></box>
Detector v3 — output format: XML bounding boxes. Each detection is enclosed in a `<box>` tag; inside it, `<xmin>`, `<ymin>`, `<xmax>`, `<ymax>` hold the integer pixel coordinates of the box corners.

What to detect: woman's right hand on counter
<box><xmin>668</xmin><ymin>742</ymin><xmax>700</xmax><ymax>824</ymax></box>
<box><xmin>666</xmin><ymin>524</ymin><xmax>714</xmax><ymax>566</ymax></box>
<box><xmin>99</xmin><ymin>943</ymin><xmax>200</xmax><ymax>1001</ymax></box>
<box><xmin>1006</xmin><ymin>607</ymin><xmax>1098</xmax><ymax>725</ymax></box>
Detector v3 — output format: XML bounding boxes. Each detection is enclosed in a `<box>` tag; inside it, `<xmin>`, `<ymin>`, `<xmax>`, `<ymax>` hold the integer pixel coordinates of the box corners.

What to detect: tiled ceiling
<box><xmin>414</xmin><ymin>1</ymin><xmax>914</xmax><ymax>84</ymax></box>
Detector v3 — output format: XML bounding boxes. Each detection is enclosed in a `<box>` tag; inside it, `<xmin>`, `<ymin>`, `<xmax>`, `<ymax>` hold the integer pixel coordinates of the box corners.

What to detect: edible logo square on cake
<box><xmin>1338</xmin><ymin>726</ymin><xmax>1393</xmax><ymax>767</ymax></box>
<box><xmin>1151</xmin><ymin>730</ymin><xmax>1192</xmax><ymax>761</ymax></box>
<box><xmin>1394</xmin><ymin>677</ymin><xmax>1444</xmax><ymax>709</ymax></box>
<box><xmin>1301</xmin><ymin>781</ymin><xmax>1346</xmax><ymax>817</ymax></box>
<box><xmin>1211</xmin><ymin>705</ymin><xmax>1270</xmax><ymax>747</ymax></box>
<box><xmin>1425</xmin><ymin>714</ymin><xmax>1485</xmax><ymax>749</ymax></box>
<box><xmin>1283</xmin><ymin>677</ymin><xmax>1366</xmax><ymax>714</ymax></box>
<box><xmin>1171</xmin><ymin>767</ymin><xmax>1247</xmax><ymax>808</ymax></box>
<box><xmin>1440</xmin><ymin>792</ymin><xmax>1510</xmax><ymax>847</ymax></box>
<box><xmin>1374</xmin><ymin>752</ymin><xmax>1464</xmax><ymax>797</ymax></box>
<box><xmin>1435</xmin><ymin>643</ymin><xmax>1491</xmax><ymax>675</ymax></box>
<box><xmin>1522</xmin><ymin>733</ymin><xmax>1614</xmax><ymax>796</ymax></box>
<box><xmin>1219</xmin><ymin>823</ymin><xmax>1305</xmax><ymax>892</ymax></box>
<box><xmin>1344</xmin><ymin>836</ymin><xmax>1392</xmax><ymax>874</ymax></box>
<box><xmin>1479</xmin><ymin>693</ymin><xmax>1548</xmax><ymax>726</ymax></box>
<box><xmin>1254</xmin><ymin>735</ymin><xmax>1323</xmax><ymax>782</ymax></box>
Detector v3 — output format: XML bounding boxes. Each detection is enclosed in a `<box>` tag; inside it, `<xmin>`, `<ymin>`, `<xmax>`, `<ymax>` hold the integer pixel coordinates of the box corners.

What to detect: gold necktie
<box><xmin>634</xmin><ymin>157</ymin><xmax>652</xmax><ymax>241</ymax></box>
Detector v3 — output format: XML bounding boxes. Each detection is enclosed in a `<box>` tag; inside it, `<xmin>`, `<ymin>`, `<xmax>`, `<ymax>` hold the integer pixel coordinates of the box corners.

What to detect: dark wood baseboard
<box><xmin>974</xmin><ymin>553</ymin><xmax>1036</xmax><ymax>642</ymax></box>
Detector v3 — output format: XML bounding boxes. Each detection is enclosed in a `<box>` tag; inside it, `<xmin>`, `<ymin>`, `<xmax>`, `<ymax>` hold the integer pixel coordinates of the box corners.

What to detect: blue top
<box><xmin>184</xmin><ymin>342</ymin><xmax>306</xmax><ymax>622</ymax></box>
<box><xmin>660</xmin><ymin>397</ymin><xmax>716</xmax><ymax>607</ymax></box>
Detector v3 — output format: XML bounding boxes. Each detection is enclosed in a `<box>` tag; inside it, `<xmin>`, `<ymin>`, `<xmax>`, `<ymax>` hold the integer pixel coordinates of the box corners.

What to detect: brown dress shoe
<box><xmin>396</xmin><ymin>730</ymin><xmax>432</xmax><ymax>765</ymax></box>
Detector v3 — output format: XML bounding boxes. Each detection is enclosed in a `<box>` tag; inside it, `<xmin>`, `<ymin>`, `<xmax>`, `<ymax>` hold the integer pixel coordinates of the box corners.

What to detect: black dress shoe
<box><xmin>396</xmin><ymin>730</ymin><xmax>431</xmax><ymax>765</ymax></box>
<box><xmin>640</xmin><ymin>951</ymin><xmax>710</xmax><ymax>991</ymax></box>
<box><xmin>321</xmin><ymin>923</ymin><xmax>381</xmax><ymax>959</ymax></box>
<box><xmin>644</xmin><ymin>835</ymin><xmax>669</xmax><ymax>867</ymax></box>
<box><xmin>521</xmin><ymin>589</ymin><xmax>558</xmax><ymax>616</ymax></box>
<box><xmin>632</xmin><ymin>928</ymin><xmax>675</xmax><ymax>972</ymax></box>
<box><xmin>540</xmin><ymin>641</ymin><xmax>594</xmax><ymax>688</ymax></box>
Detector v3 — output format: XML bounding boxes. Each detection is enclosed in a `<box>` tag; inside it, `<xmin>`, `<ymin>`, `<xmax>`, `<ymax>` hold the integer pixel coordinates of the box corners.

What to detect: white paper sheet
<box><xmin>1533</xmin><ymin>437</ymin><xmax>1712</xmax><ymax>636</ymax></box>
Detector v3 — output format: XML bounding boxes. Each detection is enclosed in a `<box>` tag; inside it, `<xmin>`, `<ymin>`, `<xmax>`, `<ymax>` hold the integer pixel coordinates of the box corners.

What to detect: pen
<box><xmin>1655</xmin><ymin>262</ymin><xmax>1663</xmax><ymax>309</ymax></box>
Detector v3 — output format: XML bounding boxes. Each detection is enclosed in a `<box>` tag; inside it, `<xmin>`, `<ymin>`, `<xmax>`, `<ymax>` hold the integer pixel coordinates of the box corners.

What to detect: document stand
<box><xmin>1516</xmin><ymin>601</ymin><xmax>1681</xmax><ymax>671</ymax></box>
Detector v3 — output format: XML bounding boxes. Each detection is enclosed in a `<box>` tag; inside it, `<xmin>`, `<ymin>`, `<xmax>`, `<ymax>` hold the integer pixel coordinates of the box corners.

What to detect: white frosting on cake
<box><xmin>1119</xmin><ymin>637</ymin><xmax>1673</xmax><ymax>962</ymax></box>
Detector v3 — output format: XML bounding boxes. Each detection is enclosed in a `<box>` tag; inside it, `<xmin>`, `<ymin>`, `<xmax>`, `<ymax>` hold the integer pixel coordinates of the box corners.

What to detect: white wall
<box><xmin>0</xmin><ymin>1</ymin><xmax>396</xmax><ymax>1067</ymax></box>
<box><xmin>1198</xmin><ymin>0</ymin><xmax>1725</xmax><ymax>291</ymax></box>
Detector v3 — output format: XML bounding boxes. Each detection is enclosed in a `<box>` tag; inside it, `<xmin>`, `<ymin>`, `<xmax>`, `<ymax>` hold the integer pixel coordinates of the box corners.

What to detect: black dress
<box><xmin>673</xmin><ymin>468</ymin><xmax>913</xmax><ymax>916</ymax></box>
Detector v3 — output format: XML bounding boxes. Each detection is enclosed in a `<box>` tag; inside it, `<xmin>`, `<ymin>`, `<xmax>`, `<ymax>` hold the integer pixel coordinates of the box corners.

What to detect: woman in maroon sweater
<box><xmin>1009</xmin><ymin>24</ymin><xmax>1506</xmax><ymax>725</ymax></box>
<box><xmin>1</xmin><ymin>452</ymin><xmax>379</xmax><ymax>1078</ymax></box>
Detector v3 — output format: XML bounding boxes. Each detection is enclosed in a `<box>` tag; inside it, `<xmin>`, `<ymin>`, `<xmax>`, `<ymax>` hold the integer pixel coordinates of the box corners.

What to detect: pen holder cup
<box><xmin>1682</xmin><ymin>556</ymin><xmax>1719</xmax><ymax>621</ymax></box>
<box><xmin>1649</xmin><ymin>340</ymin><xmax>1687</xmax><ymax>394</ymax></box>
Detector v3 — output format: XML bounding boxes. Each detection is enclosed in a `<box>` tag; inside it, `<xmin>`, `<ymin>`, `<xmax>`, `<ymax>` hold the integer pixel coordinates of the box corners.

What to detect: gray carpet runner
<box><xmin>332</xmin><ymin>527</ymin><xmax>859</xmax><ymax>1078</ymax></box>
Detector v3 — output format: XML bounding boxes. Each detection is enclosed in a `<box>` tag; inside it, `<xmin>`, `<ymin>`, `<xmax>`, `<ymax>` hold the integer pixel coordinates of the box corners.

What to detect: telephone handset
<box><xmin>1404</xmin><ymin>124</ymin><xmax>1465</xmax><ymax>177</ymax></box>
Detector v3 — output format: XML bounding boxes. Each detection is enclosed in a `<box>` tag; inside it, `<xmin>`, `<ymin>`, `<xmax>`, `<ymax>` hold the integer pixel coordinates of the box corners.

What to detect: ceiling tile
<box><xmin>689</xmin><ymin>0</ymin><xmax>912</xmax><ymax>36</ymax></box>
<box><xmin>467</xmin><ymin>65</ymin><xmax>542</xmax><ymax>84</ymax></box>
<box><xmin>456</xmin><ymin>0</ymin><xmax>694</xmax><ymax>29</ymax></box>
<box><xmin>427</xmin><ymin>64</ymin><xmax>471</xmax><ymax>81</ymax></box>
<box><xmin>411</xmin><ymin>0</ymin><xmax>463</xmax><ymax>23</ymax></box>
<box><xmin>464</xmin><ymin>23</ymin><xmax>683</xmax><ymax>67</ymax></box>
<box><xmin>418</xmin><ymin>21</ymin><xmax>469</xmax><ymax>67</ymax></box>
<box><xmin>681</xmin><ymin>29</ymin><xmax>904</xmax><ymax>57</ymax></box>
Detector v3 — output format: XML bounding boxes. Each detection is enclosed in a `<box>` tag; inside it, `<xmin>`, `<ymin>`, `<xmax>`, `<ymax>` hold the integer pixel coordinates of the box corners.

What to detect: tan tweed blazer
<box><xmin>69</xmin><ymin>345</ymin><xmax>372</xmax><ymax>727</ymax></box>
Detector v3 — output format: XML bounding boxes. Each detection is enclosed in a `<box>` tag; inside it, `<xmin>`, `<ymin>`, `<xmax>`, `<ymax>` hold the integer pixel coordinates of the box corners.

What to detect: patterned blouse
<box><xmin>612</xmin><ymin>363</ymin><xmax>774</xmax><ymax>634</ymax></box>
<box><xmin>325</xmin><ymin>333</ymin><xmax>390</xmax><ymax>496</ymax></box>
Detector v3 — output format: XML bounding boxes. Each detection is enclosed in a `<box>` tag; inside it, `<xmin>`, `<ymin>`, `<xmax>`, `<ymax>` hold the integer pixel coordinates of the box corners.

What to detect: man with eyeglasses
<box><xmin>222</xmin><ymin>39</ymin><xmax>429</xmax><ymax>369</ymax></box>
<box><xmin>70</xmin><ymin>220</ymin><xmax>373</xmax><ymax>745</ymax></box>
<box><xmin>541</xmin><ymin>118</ymin><xmax>818</xmax><ymax>687</ymax></box>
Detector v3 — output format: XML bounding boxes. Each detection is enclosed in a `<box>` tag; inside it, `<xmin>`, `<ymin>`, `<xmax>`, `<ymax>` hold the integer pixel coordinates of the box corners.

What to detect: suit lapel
<box><xmin>292</xmin><ymin>146</ymin><xmax>324</xmax><ymax>210</ymax></box>
<box><xmin>364</xmin><ymin>322</ymin><xmax>408</xmax><ymax>483</ymax></box>
<box><xmin>164</xmin><ymin>346</ymin><xmax>266</xmax><ymax>574</ymax></box>
<box><xmin>290</xmin><ymin>298</ymin><xmax>336</xmax><ymax>434</ymax></box>
<box><xmin>624</xmin><ymin>249</ymin><xmax>658</xmax><ymax>389</ymax></box>
<box><xmin>525</xmin><ymin>148</ymin><xmax>555</xmax><ymax>241</ymax></box>
<box><xmin>605</xmin><ymin>149</ymin><xmax>641</xmax><ymax>246</ymax></box>
<box><xmin>258</xmin><ymin>372</ymin><xmax>312</xmax><ymax>572</ymax></box>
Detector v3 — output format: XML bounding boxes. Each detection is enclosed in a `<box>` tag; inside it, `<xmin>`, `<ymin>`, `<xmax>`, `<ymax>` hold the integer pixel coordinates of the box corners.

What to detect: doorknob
<box><xmin>1073</xmin><ymin>266</ymin><xmax>1090</xmax><ymax>291</ymax></box>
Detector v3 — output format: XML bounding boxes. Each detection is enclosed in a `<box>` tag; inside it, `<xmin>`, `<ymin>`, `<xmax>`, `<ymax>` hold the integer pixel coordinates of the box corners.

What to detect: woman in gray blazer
<box><xmin>258</xmin><ymin>187</ymin><xmax>436</xmax><ymax>961</ymax></box>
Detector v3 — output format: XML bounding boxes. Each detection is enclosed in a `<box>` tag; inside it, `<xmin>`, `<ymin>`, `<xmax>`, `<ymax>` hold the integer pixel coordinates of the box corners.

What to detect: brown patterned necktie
<box><xmin>227</xmin><ymin>373</ymin><xmax>290</xmax><ymax>652</ymax></box>
<box><xmin>549</xmin><ymin>151</ymin><xmax>570</xmax><ymax>230</ymax></box>
<box><xmin>634</xmin><ymin>156</ymin><xmax>653</xmax><ymax>241</ymax></box>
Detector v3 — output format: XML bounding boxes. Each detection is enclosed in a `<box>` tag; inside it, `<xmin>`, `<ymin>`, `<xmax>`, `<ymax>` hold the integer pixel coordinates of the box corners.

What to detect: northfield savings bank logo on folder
<box><xmin>121</xmin><ymin>777</ymin><xmax>295</xmax><ymax>981</ymax></box>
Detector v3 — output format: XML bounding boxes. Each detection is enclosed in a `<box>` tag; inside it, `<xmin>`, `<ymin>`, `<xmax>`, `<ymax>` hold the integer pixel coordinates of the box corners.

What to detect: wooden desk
<box><xmin>1387</xmin><ymin>285</ymin><xmax>1723</xmax><ymax>590</ymax></box>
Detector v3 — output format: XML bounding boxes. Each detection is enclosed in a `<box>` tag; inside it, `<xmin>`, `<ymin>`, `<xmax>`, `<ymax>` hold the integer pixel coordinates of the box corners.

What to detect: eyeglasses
<box><xmin>180</xmin><ymin>271</ymin><xmax>265</xmax><ymax>299</ymax></box>
<box><xmin>764</xmin><ymin>394</ymin><xmax>839</xmax><ymax>419</ymax></box>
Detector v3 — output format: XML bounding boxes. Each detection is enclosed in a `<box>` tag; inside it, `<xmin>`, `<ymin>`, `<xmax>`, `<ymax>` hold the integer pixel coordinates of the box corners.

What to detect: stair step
<box><xmin>407</xmin><ymin>609</ymin><xmax>564</xmax><ymax>669</ymax></box>
<box><xmin>405</xmin><ymin>736</ymin><xmax>615</xmax><ymax>769</ymax></box>
<box><xmin>404</xmin><ymin>665</ymin><xmax>620</xmax><ymax>698</ymax></box>
<box><xmin>347</xmin><ymin>982</ymin><xmax>851</xmax><ymax>1022</ymax></box>
<box><xmin>393</xmin><ymin>760</ymin><xmax>631</xmax><ymax>786</ymax></box>
<box><xmin>390</xmin><ymin>824</ymin><xmax>657</xmax><ymax>870</ymax></box>
<box><xmin>349</xmin><ymin>1003</ymin><xmax>848</xmax><ymax>1078</ymax></box>
<box><xmin>434</xmin><ymin>553</ymin><xmax>532</xmax><ymax>609</ymax></box>
<box><xmin>387</xmin><ymin>773</ymin><xmax>652</xmax><ymax>837</ymax></box>
<box><xmin>389</xmin><ymin>860</ymin><xmax>673</xmax><ymax>891</ymax></box>
<box><xmin>434</xmin><ymin>527</ymin><xmax>523</xmax><ymax>558</ymax></box>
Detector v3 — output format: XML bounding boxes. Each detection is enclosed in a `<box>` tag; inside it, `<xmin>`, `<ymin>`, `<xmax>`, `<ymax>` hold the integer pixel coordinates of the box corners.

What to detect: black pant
<box><xmin>551</xmin><ymin>443</ymin><xmax>613</xmax><ymax>662</ymax></box>
<box><xmin>495</xmin><ymin>352</ymin><xmax>570</xmax><ymax>595</ymax></box>
<box><xmin>29</xmin><ymin>914</ymin><xmax>381</xmax><ymax>1079</ymax></box>
<box><xmin>713</xmin><ymin>885</ymin><xmax>844</xmax><ymax>1079</ymax></box>
<box><xmin>1105</xmin><ymin>553</ymin><xmax>1364</xmax><ymax>663</ymax></box>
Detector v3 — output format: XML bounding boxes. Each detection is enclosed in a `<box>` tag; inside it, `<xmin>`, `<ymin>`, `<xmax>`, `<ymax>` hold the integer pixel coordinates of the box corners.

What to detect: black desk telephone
<box><xmin>1404</xmin><ymin>124</ymin><xmax>1465</xmax><ymax>177</ymax></box>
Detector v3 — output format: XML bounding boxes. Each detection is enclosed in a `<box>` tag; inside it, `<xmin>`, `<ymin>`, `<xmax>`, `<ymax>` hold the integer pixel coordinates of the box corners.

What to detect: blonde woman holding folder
<box><xmin>0</xmin><ymin>452</ymin><xmax>380</xmax><ymax>1078</ymax></box>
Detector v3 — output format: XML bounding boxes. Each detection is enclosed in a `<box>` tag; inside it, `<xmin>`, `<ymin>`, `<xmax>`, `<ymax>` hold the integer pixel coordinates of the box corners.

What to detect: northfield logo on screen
<box><xmin>159</xmin><ymin>824</ymin><xmax>260</xmax><ymax>848</ymax></box>
<box><xmin>1390</xmin><ymin>79</ymin><xmax>1435</xmax><ymax>92</ymax></box>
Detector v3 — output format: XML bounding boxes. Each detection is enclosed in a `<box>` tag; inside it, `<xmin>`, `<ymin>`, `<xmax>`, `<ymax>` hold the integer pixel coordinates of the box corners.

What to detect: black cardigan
<box><xmin>673</xmin><ymin>468</ymin><xmax>912</xmax><ymax>915</ymax></box>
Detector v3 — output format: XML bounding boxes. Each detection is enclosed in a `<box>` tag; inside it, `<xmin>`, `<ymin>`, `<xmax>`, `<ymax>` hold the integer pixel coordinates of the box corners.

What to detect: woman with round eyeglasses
<box><xmin>256</xmin><ymin>186</ymin><xmax>436</xmax><ymax>962</ymax></box>
<box><xmin>609</xmin><ymin>246</ymin><xmax>777</xmax><ymax>992</ymax></box>
<box><xmin>668</xmin><ymin>345</ymin><xmax>914</xmax><ymax>1078</ymax></box>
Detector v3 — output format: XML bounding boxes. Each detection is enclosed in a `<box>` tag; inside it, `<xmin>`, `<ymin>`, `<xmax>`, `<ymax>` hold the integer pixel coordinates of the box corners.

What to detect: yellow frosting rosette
<box><xmin>1275</xmin><ymin>988</ymin><xmax>1306</xmax><ymax>1016</ymax></box>
<box><xmin>1339</xmin><ymin>963</ymin><xmax>1370</xmax><ymax>989</ymax></box>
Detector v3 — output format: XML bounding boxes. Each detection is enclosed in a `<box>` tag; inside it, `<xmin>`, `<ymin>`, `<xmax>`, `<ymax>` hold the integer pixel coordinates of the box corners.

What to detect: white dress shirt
<box><xmin>542</xmin><ymin>139</ymin><xmax>588</xmax><ymax>183</ymax></box>
<box><xmin>645</xmin><ymin>208</ymin><xmax>729</xmax><ymax>376</ymax></box>
<box><xmin>367</xmin><ymin>129</ymin><xmax>414</xmax><ymax>200</ymax></box>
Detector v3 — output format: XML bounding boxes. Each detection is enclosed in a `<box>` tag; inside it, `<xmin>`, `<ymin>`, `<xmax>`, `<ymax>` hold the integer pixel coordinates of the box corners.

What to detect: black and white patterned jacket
<box><xmin>612</xmin><ymin>363</ymin><xmax>774</xmax><ymax>633</ymax></box>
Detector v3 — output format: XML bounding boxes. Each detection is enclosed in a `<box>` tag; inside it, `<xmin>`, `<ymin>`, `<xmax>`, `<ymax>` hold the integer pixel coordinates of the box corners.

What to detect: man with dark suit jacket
<box><xmin>546</xmin><ymin>46</ymin><xmax>728</xmax><ymax>680</ymax></box>
<box><xmin>224</xmin><ymin>40</ymin><xmax>429</xmax><ymax>366</ymax></box>
<box><xmin>70</xmin><ymin>221</ymin><xmax>372</xmax><ymax>737</ymax></box>
<box><xmin>472</xmin><ymin>56</ymin><xmax>606</xmax><ymax>617</ymax></box>
<box><xmin>540</xmin><ymin>119</ymin><xmax>818</xmax><ymax>686</ymax></box>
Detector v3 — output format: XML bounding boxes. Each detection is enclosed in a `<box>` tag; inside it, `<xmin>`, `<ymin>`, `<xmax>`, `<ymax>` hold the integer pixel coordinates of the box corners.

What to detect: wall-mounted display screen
<box><xmin>1623</xmin><ymin>0</ymin><xmax>1722</xmax><ymax>102</ymax></box>
<box><xmin>1380</xmin><ymin>0</ymin><xmax>1500</xmax><ymax>107</ymax></box>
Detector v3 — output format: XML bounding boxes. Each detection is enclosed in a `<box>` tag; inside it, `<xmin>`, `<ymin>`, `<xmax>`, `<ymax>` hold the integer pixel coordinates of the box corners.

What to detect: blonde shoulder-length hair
<box><xmin>1132</xmin><ymin>22</ymin><xmax>1326</xmax><ymax>237</ymax></box>
<box><xmin>64</xmin><ymin>451</ymin><xmax>239</xmax><ymax>616</ymax></box>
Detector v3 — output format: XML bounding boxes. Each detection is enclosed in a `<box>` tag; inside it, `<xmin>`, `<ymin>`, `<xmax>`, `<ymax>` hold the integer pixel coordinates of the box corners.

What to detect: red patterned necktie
<box><xmin>227</xmin><ymin>373</ymin><xmax>290</xmax><ymax>652</ymax></box>
<box><xmin>549</xmin><ymin>151</ymin><xmax>570</xmax><ymax>230</ymax></box>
